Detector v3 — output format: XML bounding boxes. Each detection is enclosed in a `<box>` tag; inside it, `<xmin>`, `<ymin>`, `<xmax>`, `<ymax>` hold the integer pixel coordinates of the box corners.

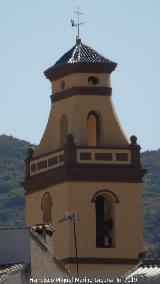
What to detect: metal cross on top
<box><xmin>71</xmin><ymin>7</ymin><xmax>84</xmax><ymax>41</ymax></box>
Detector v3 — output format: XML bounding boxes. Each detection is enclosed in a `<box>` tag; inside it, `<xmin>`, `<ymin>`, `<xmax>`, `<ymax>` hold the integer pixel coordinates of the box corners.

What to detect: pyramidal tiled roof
<box><xmin>54</xmin><ymin>40</ymin><xmax>115</xmax><ymax>68</ymax></box>
<box><xmin>44</xmin><ymin>40</ymin><xmax>117</xmax><ymax>80</ymax></box>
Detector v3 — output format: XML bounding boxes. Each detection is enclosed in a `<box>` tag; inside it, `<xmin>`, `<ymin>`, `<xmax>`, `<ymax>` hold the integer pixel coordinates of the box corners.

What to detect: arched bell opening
<box><xmin>87</xmin><ymin>111</ymin><xmax>100</xmax><ymax>146</ymax></box>
<box><xmin>94</xmin><ymin>192</ymin><xmax>117</xmax><ymax>248</ymax></box>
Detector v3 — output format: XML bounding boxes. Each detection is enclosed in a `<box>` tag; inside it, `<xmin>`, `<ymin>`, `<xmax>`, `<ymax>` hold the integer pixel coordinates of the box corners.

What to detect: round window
<box><xmin>88</xmin><ymin>76</ymin><xmax>99</xmax><ymax>85</ymax></box>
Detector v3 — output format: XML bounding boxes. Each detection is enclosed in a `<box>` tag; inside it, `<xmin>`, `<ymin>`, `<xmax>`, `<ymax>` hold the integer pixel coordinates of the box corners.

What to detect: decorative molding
<box><xmin>24</xmin><ymin>166</ymin><xmax>146</xmax><ymax>194</ymax></box>
<box><xmin>23</xmin><ymin>135</ymin><xmax>147</xmax><ymax>194</ymax></box>
<box><xmin>116</xmin><ymin>153</ymin><xmax>128</xmax><ymax>161</ymax></box>
<box><xmin>51</xmin><ymin>87</ymin><xmax>112</xmax><ymax>103</ymax></box>
<box><xmin>80</xmin><ymin>153</ymin><xmax>92</xmax><ymax>160</ymax></box>
<box><xmin>44</xmin><ymin>62</ymin><xmax>116</xmax><ymax>81</ymax></box>
<box><xmin>61</xmin><ymin>257</ymin><xmax>139</xmax><ymax>265</ymax></box>
<box><xmin>95</xmin><ymin>153</ymin><xmax>112</xmax><ymax>161</ymax></box>
<box><xmin>28</xmin><ymin>143</ymin><xmax>140</xmax><ymax>162</ymax></box>
<box><xmin>91</xmin><ymin>189</ymin><xmax>120</xmax><ymax>204</ymax></box>
<box><xmin>31</xmin><ymin>147</ymin><xmax>64</xmax><ymax>161</ymax></box>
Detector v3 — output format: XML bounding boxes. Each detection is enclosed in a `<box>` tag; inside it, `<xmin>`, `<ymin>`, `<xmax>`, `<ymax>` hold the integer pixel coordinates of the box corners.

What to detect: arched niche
<box><xmin>41</xmin><ymin>192</ymin><xmax>53</xmax><ymax>225</ymax></box>
<box><xmin>87</xmin><ymin>111</ymin><xmax>100</xmax><ymax>146</ymax></box>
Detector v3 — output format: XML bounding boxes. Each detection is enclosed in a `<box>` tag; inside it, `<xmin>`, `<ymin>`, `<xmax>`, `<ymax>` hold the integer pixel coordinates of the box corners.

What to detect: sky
<box><xmin>0</xmin><ymin>0</ymin><xmax>160</xmax><ymax>151</ymax></box>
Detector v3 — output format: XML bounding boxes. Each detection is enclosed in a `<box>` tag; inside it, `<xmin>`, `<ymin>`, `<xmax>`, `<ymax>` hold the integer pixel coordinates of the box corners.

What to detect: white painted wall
<box><xmin>30</xmin><ymin>229</ymin><xmax>71</xmax><ymax>283</ymax></box>
<box><xmin>0</xmin><ymin>228</ymin><xmax>30</xmax><ymax>266</ymax></box>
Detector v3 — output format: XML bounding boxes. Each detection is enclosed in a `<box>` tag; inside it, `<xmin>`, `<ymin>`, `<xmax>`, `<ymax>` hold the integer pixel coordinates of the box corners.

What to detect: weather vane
<box><xmin>71</xmin><ymin>7</ymin><xmax>84</xmax><ymax>41</ymax></box>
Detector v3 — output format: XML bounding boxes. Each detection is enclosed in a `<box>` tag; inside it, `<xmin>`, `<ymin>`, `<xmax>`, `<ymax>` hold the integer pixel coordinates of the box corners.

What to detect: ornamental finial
<box><xmin>71</xmin><ymin>7</ymin><xmax>84</xmax><ymax>44</ymax></box>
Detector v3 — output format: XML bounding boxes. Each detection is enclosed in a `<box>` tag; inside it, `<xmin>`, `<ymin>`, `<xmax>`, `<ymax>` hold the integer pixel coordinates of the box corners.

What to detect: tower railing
<box><xmin>26</xmin><ymin>134</ymin><xmax>141</xmax><ymax>178</ymax></box>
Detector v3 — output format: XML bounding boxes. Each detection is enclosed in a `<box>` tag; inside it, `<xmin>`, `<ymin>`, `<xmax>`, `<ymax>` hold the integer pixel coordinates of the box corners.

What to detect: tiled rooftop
<box><xmin>0</xmin><ymin>263</ymin><xmax>24</xmax><ymax>273</ymax></box>
<box><xmin>0</xmin><ymin>265</ymin><xmax>12</xmax><ymax>270</ymax></box>
<box><xmin>53</xmin><ymin>40</ymin><xmax>116</xmax><ymax>68</ymax></box>
<box><xmin>126</xmin><ymin>260</ymin><xmax>160</xmax><ymax>283</ymax></box>
<box><xmin>44</xmin><ymin>39</ymin><xmax>117</xmax><ymax>80</ymax></box>
<box><xmin>0</xmin><ymin>264</ymin><xmax>24</xmax><ymax>284</ymax></box>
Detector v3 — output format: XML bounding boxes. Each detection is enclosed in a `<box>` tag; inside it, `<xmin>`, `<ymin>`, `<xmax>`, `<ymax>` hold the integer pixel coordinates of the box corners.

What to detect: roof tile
<box><xmin>54</xmin><ymin>41</ymin><xmax>115</xmax><ymax>68</ymax></box>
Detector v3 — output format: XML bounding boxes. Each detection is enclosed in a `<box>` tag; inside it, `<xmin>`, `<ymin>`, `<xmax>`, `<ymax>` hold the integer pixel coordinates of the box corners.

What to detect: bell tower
<box><xmin>23</xmin><ymin>38</ymin><xmax>146</xmax><ymax>277</ymax></box>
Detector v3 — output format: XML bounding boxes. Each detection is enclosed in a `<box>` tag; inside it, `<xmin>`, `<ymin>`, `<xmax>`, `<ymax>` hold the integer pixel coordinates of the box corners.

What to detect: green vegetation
<box><xmin>0</xmin><ymin>135</ymin><xmax>159</xmax><ymax>251</ymax></box>
<box><xmin>0</xmin><ymin>135</ymin><xmax>31</xmax><ymax>226</ymax></box>
<box><xmin>141</xmin><ymin>150</ymin><xmax>160</xmax><ymax>249</ymax></box>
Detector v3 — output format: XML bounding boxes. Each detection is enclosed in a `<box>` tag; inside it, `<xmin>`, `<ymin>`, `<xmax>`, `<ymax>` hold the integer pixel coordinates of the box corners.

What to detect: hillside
<box><xmin>0</xmin><ymin>135</ymin><xmax>159</xmax><ymax>248</ymax></box>
<box><xmin>0</xmin><ymin>135</ymin><xmax>31</xmax><ymax>226</ymax></box>
<box><xmin>141</xmin><ymin>150</ymin><xmax>160</xmax><ymax>246</ymax></box>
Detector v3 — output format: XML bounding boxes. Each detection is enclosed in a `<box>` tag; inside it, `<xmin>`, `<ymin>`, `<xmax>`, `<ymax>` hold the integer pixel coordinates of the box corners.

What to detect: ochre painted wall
<box><xmin>26</xmin><ymin>181</ymin><xmax>143</xmax><ymax>261</ymax></box>
<box><xmin>26</xmin><ymin>69</ymin><xmax>145</xmax><ymax>277</ymax></box>
<box><xmin>33</xmin><ymin>95</ymin><xmax>129</xmax><ymax>158</ymax></box>
<box><xmin>52</xmin><ymin>73</ymin><xmax>111</xmax><ymax>94</ymax></box>
<box><xmin>33</xmin><ymin>72</ymin><xmax>129</xmax><ymax>158</ymax></box>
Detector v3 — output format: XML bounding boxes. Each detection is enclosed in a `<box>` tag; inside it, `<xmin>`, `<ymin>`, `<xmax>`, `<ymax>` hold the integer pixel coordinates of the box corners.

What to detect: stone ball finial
<box><xmin>28</xmin><ymin>147</ymin><xmax>35</xmax><ymax>159</ymax></box>
<box><xmin>130</xmin><ymin>135</ymin><xmax>137</xmax><ymax>145</ymax></box>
